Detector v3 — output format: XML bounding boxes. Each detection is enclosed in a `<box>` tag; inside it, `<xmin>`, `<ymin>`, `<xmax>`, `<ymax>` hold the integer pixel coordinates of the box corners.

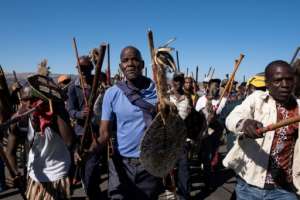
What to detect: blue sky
<box><xmin>0</xmin><ymin>0</ymin><xmax>299</xmax><ymax>82</ymax></box>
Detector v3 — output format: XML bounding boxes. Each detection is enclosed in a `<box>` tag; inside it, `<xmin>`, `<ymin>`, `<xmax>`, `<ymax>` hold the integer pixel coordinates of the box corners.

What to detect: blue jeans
<box><xmin>236</xmin><ymin>177</ymin><xmax>298</xmax><ymax>200</ymax></box>
<box><xmin>177</xmin><ymin>143</ymin><xmax>190</xmax><ymax>200</ymax></box>
<box><xmin>81</xmin><ymin>153</ymin><xmax>102</xmax><ymax>200</ymax></box>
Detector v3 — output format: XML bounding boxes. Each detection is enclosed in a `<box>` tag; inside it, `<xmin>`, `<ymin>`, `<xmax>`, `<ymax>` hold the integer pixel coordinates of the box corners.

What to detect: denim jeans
<box><xmin>177</xmin><ymin>143</ymin><xmax>190</xmax><ymax>200</ymax></box>
<box><xmin>236</xmin><ymin>177</ymin><xmax>298</xmax><ymax>200</ymax></box>
<box><xmin>81</xmin><ymin>153</ymin><xmax>102</xmax><ymax>200</ymax></box>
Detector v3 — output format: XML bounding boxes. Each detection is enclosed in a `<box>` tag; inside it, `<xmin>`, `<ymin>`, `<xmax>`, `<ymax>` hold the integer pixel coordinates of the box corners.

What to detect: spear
<box><xmin>145</xmin><ymin>66</ymin><xmax>148</xmax><ymax>77</ymax></box>
<box><xmin>186</xmin><ymin>67</ymin><xmax>189</xmax><ymax>77</ymax></box>
<box><xmin>176</xmin><ymin>51</ymin><xmax>180</xmax><ymax>72</ymax></box>
<box><xmin>196</xmin><ymin>66</ymin><xmax>199</xmax><ymax>83</ymax></box>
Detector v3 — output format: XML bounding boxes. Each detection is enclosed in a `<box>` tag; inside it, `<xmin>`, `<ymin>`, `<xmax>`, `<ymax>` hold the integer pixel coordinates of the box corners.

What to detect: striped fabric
<box><xmin>26</xmin><ymin>176</ymin><xmax>70</xmax><ymax>200</ymax></box>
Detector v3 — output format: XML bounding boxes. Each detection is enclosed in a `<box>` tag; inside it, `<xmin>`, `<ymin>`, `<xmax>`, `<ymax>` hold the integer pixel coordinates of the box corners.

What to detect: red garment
<box><xmin>265</xmin><ymin>103</ymin><xmax>298</xmax><ymax>185</ymax></box>
<box><xmin>31</xmin><ymin>100</ymin><xmax>54</xmax><ymax>135</ymax></box>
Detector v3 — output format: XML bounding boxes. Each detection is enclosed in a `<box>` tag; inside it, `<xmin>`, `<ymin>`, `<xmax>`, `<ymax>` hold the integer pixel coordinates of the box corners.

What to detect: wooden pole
<box><xmin>72</xmin><ymin>37</ymin><xmax>88</xmax><ymax>106</ymax></box>
<box><xmin>196</xmin><ymin>66</ymin><xmax>199</xmax><ymax>83</ymax></box>
<box><xmin>207</xmin><ymin>66</ymin><xmax>212</xmax><ymax>78</ymax></box>
<box><xmin>176</xmin><ymin>50</ymin><xmax>180</xmax><ymax>72</ymax></box>
<box><xmin>290</xmin><ymin>46</ymin><xmax>300</xmax><ymax>64</ymax></box>
<box><xmin>257</xmin><ymin>115</ymin><xmax>300</xmax><ymax>135</ymax></box>
<box><xmin>217</xmin><ymin>54</ymin><xmax>244</xmax><ymax>109</ymax></box>
<box><xmin>210</xmin><ymin>68</ymin><xmax>215</xmax><ymax>79</ymax></box>
<box><xmin>147</xmin><ymin>29</ymin><xmax>157</xmax><ymax>82</ymax></box>
<box><xmin>106</xmin><ymin>43</ymin><xmax>111</xmax><ymax>85</ymax></box>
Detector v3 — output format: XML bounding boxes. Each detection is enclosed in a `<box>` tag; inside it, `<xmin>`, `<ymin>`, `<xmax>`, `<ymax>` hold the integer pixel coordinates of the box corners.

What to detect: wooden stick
<box><xmin>73</xmin><ymin>44</ymin><xmax>107</xmax><ymax>185</ymax></box>
<box><xmin>290</xmin><ymin>46</ymin><xmax>300</xmax><ymax>64</ymax></box>
<box><xmin>106</xmin><ymin>43</ymin><xmax>111</xmax><ymax>86</ymax></box>
<box><xmin>72</xmin><ymin>37</ymin><xmax>88</xmax><ymax>106</ymax></box>
<box><xmin>0</xmin><ymin>101</ymin><xmax>44</xmax><ymax>131</ymax></box>
<box><xmin>147</xmin><ymin>30</ymin><xmax>157</xmax><ymax>82</ymax></box>
<box><xmin>210</xmin><ymin>68</ymin><xmax>215</xmax><ymax>79</ymax></box>
<box><xmin>176</xmin><ymin>51</ymin><xmax>180</xmax><ymax>72</ymax></box>
<box><xmin>207</xmin><ymin>66</ymin><xmax>212</xmax><ymax>78</ymax></box>
<box><xmin>227</xmin><ymin>60</ymin><xmax>239</xmax><ymax>95</ymax></box>
<box><xmin>13</xmin><ymin>70</ymin><xmax>21</xmax><ymax>101</ymax></box>
<box><xmin>217</xmin><ymin>54</ymin><xmax>244</xmax><ymax>109</ymax></box>
<box><xmin>79</xmin><ymin>44</ymin><xmax>106</xmax><ymax>154</ymax></box>
<box><xmin>196</xmin><ymin>66</ymin><xmax>199</xmax><ymax>83</ymax></box>
<box><xmin>257</xmin><ymin>115</ymin><xmax>300</xmax><ymax>135</ymax></box>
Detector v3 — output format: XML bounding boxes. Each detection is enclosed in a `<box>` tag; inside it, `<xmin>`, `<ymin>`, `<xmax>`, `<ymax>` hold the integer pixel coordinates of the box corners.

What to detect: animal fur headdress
<box><xmin>37</xmin><ymin>59</ymin><xmax>51</xmax><ymax>76</ymax></box>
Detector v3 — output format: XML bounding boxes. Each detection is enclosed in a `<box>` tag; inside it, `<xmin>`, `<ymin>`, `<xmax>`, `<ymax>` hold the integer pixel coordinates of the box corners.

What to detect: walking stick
<box><xmin>72</xmin><ymin>37</ymin><xmax>88</xmax><ymax>106</ymax></box>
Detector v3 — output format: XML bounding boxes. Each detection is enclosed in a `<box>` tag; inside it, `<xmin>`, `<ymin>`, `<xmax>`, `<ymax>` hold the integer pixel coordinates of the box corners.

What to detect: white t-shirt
<box><xmin>195</xmin><ymin>95</ymin><xmax>227</xmax><ymax>114</ymax></box>
<box><xmin>170</xmin><ymin>95</ymin><xmax>191</xmax><ymax>120</ymax></box>
<box><xmin>27</xmin><ymin>121</ymin><xmax>71</xmax><ymax>182</ymax></box>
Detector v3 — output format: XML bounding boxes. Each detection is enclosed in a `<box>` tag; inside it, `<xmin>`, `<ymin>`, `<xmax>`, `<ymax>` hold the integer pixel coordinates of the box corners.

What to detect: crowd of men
<box><xmin>0</xmin><ymin>45</ymin><xmax>300</xmax><ymax>200</ymax></box>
